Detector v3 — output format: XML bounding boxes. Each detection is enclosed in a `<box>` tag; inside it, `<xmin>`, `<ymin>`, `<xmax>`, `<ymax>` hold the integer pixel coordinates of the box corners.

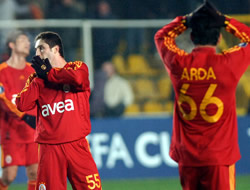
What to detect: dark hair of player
<box><xmin>190</xmin><ymin>15</ymin><xmax>221</xmax><ymax>46</ymax></box>
<box><xmin>6</xmin><ymin>30</ymin><xmax>28</xmax><ymax>56</ymax></box>
<box><xmin>35</xmin><ymin>31</ymin><xmax>64</xmax><ymax>58</ymax></box>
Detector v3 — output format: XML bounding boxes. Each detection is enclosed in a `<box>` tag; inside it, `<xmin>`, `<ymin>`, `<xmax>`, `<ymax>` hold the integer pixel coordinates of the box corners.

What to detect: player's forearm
<box><xmin>154</xmin><ymin>16</ymin><xmax>186</xmax><ymax>46</ymax></box>
<box><xmin>225</xmin><ymin>17</ymin><xmax>250</xmax><ymax>43</ymax></box>
<box><xmin>0</xmin><ymin>98</ymin><xmax>24</xmax><ymax>118</ymax></box>
<box><xmin>154</xmin><ymin>16</ymin><xmax>187</xmax><ymax>63</ymax></box>
<box><xmin>48</xmin><ymin>68</ymin><xmax>90</xmax><ymax>91</ymax></box>
<box><xmin>16</xmin><ymin>78</ymin><xmax>39</xmax><ymax>112</ymax></box>
<box><xmin>16</xmin><ymin>94</ymin><xmax>37</xmax><ymax>112</ymax></box>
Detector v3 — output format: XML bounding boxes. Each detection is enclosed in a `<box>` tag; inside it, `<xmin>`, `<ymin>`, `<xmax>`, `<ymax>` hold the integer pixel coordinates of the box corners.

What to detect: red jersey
<box><xmin>16</xmin><ymin>61</ymin><xmax>91</xmax><ymax>144</ymax></box>
<box><xmin>155</xmin><ymin>16</ymin><xmax>250</xmax><ymax>166</ymax></box>
<box><xmin>0</xmin><ymin>62</ymin><xmax>36</xmax><ymax>144</ymax></box>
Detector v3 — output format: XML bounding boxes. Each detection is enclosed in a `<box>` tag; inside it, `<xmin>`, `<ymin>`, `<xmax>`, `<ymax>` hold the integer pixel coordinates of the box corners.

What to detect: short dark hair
<box><xmin>190</xmin><ymin>16</ymin><xmax>221</xmax><ymax>46</ymax></box>
<box><xmin>35</xmin><ymin>31</ymin><xmax>64</xmax><ymax>57</ymax></box>
<box><xmin>6</xmin><ymin>30</ymin><xmax>28</xmax><ymax>55</ymax></box>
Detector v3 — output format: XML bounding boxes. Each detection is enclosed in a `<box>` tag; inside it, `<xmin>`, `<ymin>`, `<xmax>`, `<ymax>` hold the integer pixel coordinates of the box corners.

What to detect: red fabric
<box><xmin>16</xmin><ymin>61</ymin><xmax>91</xmax><ymax>144</ymax></box>
<box><xmin>178</xmin><ymin>165</ymin><xmax>235</xmax><ymax>190</ymax></box>
<box><xmin>154</xmin><ymin>16</ymin><xmax>250</xmax><ymax>166</ymax></box>
<box><xmin>0</xmin><ymin>63</ymin><xmax>36</xmax><ymax>144</ymax></box>
<box><xmin>1</xmin><ymin>142</ymin><xmax>38</xmax><ymax>167</ymax></box>
<box><xmin>28</xmin><ymin>180</ymin><xmax>36</xmax><ymax>190</ymax></box>
<box><xmin>0</xmin><ymin>179</ymin><xmax>8</xmax><ymax>190</ymax></box>
<box><xmin>36</xmin><ymin>138</ymin><xmax>101</xmax><ymax>190</ymax></box>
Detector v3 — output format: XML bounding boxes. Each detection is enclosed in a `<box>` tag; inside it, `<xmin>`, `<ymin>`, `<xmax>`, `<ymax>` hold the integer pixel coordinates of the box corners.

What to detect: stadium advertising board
<box><xmin>88</xmin><ymin>116</ymin><xmax>250</xmax><ymax>179</ymax></box>
<box><xmin>12</xmin><ymin>116</ymin><xmax>250</xmax><ymax>182</ymax></box>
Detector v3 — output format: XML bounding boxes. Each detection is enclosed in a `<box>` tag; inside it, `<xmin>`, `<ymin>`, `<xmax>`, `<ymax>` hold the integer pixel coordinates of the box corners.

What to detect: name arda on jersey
<box><xmin>181</xmin><ymin>67</ymin><xmax>216</xmax><ymax>81</ymax></box>
<box><xmin>41</xmin><ymin>99</ymin><xmax>74</xmax><ymax>117</ymax></box>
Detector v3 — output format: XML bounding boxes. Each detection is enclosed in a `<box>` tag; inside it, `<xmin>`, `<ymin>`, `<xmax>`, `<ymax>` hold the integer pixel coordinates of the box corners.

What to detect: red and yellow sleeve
<box><xmin>225</xmin><ymin>17</ymin><xmax>250</xmax><ymax>42</ymax></box>
<box><xmin>16</xmin><ymin>73</ymin><xmax>39</xmax><ymax>112</ymax></box>
<box><xmin>0</xmin><ymin>83</ymin><xmax>24</xmax><ymax>118</ymax></box>
<box><xmin>221</xmin><ymin>17</ymin><xmax>250</xmax><ymax>79</ymax></box>
<box><xmin>47</xmin><ymin>61</ymin><xmax>90</xmax><ymax>91</ymax></box>
<box><xmin>154</xmin><ymin>16</ymin><xmax>188</xmax><ymax>63</ymax></box>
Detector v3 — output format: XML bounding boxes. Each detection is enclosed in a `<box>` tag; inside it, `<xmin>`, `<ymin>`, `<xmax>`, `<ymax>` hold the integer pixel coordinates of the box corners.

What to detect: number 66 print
<box><xmin>177</xmin><ymin>83</ymin><xmax>224</xmax><ymax>123</ymax></box>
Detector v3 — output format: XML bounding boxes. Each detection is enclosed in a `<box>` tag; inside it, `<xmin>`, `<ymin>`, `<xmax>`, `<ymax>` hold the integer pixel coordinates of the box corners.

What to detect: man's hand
<box><xmin>31</xmin><ymin>56</ymin><xmax>52</xmax><ymax>80</ymax></box>
<box><xmin>185</xmin><ymin>0</ymin><xmax>226</xmax><ymax>28</ymax></box>
<box><xmin>184</xmin><ymin>4</ymin><xmax>204</xmax><ymax>28</ymax></box>
<box><xmin>203</xmin><ymin>0</ymin><xmax>226</xmax><ymax>27</ymax></box>
<box><xmin>22</xmin><ymin>114</ymin><xmax>36</xmax><ymax>129</ymax></box>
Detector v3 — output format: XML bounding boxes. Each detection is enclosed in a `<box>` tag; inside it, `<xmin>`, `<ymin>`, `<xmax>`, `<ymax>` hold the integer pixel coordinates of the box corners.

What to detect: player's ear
<box><xmin>9</xmin><ymin>42</ymin><xmax>15</xmax><ymax>50</ymax></box>
<box><xmin>52</xmin><ymin>45</ymin><xmax>60</xmax><ymax>55</ymax></box>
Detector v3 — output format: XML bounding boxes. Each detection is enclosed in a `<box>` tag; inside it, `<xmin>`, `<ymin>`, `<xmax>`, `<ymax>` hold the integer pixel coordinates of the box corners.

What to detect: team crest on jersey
<box><xmin>0</xmin><ymin>86</ymin><xmax>4</xmax><ymax>94</ymax></box>
<box><xmin>63</xmin><ymin>84</ymin><xmax>70</xmax><ymax>93</ymax></box>
<box><xmin>5</xmin><ymin>155</ymin><xmax>12</xmax><ymax>164</ymax></box>
<box><xmin>39</xmin><ymin>182</ymin><xmax>46</xmax><ymax>190</ymax></box>
<box><xmin>238</xmin><ymin>42</ymin><xmax>248</xmax><ymax>47</ymax></box>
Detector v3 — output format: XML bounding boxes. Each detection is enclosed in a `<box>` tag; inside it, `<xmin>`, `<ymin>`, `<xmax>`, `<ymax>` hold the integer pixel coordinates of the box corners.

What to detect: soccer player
<box><xmin>0</xmin><ymin>30</ymin><xmax>38</xmax><ymax>190</ymax></box>
<box><xmin>16</xmin><ymin>31</ymin><xmax>102</xmax><ymax>190</ymax></box>
<box><xmin>154</xmin><ymin>1</ymin><xmax>250</xmax><ymax>190</ymax></box>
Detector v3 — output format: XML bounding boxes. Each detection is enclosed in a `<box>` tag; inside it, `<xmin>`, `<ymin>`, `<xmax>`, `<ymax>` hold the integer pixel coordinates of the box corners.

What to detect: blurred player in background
<box><xmin>155</xmin><ymin>1</ymin><xmax>250</xmax><ymax>190</ymax></box>
<box><xmin>0</xmin><ymin>30</ymin><xmax>38</xmax><ymax>190</ymax></box>
<box><xmin>16</xmin><ymin>31</ymin><xmax>102</xmax><ymax>190</ymax></box>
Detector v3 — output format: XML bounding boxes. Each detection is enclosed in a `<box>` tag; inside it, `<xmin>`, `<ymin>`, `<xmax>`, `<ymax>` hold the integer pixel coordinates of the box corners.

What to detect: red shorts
<box><xmin>36</xmin><ymin>138</ymin><xmax>102</xmax><ymax>190</ymax></box>
<box><xmin>178</xmin><ymin>165</ymin><xmax>236</xmax><ymax>190</ymax></box>
<box><xmin>1</xmin><ymin>142</ymin><xmax>38</xmax><ymax>167</ymax></box>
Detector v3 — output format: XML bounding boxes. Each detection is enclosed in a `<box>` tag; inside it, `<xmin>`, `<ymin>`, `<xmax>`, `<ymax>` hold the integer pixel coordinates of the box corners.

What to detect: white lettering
<box><xmin>160</xmin><ymin>132</ymin><xmax>178</xmax><ymax>167</ymax></box>
<box><xmin>65</xmin><ymin>99</ymin><xmax>74</xmax><ymax>111</ymax></box>
<box><xmin>12</xmin><ymin>94</ymin><xmax>17</xmax><ymax>105</ymax></box>
<box><xmin>135</xmin><ymin>132</ymin><xmax>161</xmax><ymax>168</ymax></box>
<box><xmin>106</xmin><ymin>133</ymin><xmax>134</xmax><ymax>168</ymax></box>
<box><xmin>87</xmin><ymin>131</ymin><xmax>177</xmax><ymax>170</ymax></box>
<box><xmin>247</xmin><ymin>128</ymin><xmax>250</xmax><ymax>137</ymax></box>
<box><xmin>57</xmin><ymin>102</ymin><xmax>65</xmax><ymax>113</ymax></box>
<box><xmin>41</xmin><ymin>99</ymin><xmax>75</xmax><ymax>117</ymax></box>
<box><xmin>87</xmin><ymin>133</ymin><xmax>109</xmax><ymax>168</ymax></box>
<box><xmin>41</xmin><ymin>105</ymin><xmax>49</xmax><ymax>117</ymax></box>
<box><xmin>48</xmin><ymin>103</ymin><xmax>57</xmax><ymax>115</ymax></box>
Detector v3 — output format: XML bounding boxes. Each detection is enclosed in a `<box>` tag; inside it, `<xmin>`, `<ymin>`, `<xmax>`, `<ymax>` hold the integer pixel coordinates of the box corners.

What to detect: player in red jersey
<box><xmin>0</xmin><ymin>30</ymin><xmax>38</xmax><ymax>190</ymax></box>
<box><xmin>155</xmin><ymin>1</ymin><xmax>250</xmax><ymax>190</ymax></box>
<box><xmin>16</xmin><ymin>31</ymin><xmax>102</xmax><ymax>190</ymax></box>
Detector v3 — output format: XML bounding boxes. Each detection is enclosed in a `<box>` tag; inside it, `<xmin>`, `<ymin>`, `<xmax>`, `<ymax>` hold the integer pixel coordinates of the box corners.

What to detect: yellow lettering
<box><xmin>178</xmin><ymin>83</ymin><xmax>224</xmax><ymax>123</ymax></box>
<box><xmin>198</xmin><ymin>68</ymin><xmax>207</xmax><ymax>80</ymax></box>
<box><xmin>181</xmin><ymin>67</ymin><xmax>216</xmax><ymax>81</ymax></box>
<box><xmin>181</xmin><ymin>68</ymin><xmax>189</xmax><ymax>80</ymax></box>
<box><xmin>190</xmin><ymin>68</ymin><xmax>198</xmax><ymax>80</ymax></box>
<box><xmin>207</xmin><ymin>67</ymin><xmax>216</xmax><ymax>80</ymax></box>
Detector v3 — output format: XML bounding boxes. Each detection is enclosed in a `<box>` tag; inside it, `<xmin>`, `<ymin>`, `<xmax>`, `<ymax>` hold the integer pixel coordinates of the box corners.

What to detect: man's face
<box><xmin>35</xmin><ymin>39</ymin><xmax>55</xmax><ymax>67</ymax></box>
<box><xmin>14</xmin><ymin>34</ymin><xmax>30</xmax><ymax>56</ymax></box>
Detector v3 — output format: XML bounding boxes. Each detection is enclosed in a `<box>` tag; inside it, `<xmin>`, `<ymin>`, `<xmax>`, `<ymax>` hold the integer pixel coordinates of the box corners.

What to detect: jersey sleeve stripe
<box><xmin>226</xmin><ymin>22</ymin><xmax>250</xmax><ymax>42</ymax></box>
<box><xmin>16</xmin><ymin>73</ymin><xmax>36</xmax><ymax>98</ymax></box>
<box><xmin>66</xmin><ymin>61</ymin><xmax>83</xmax><ymax>70</ymax></box>
<box><xmin>163</xmin><ymin>24</ymin><xmax>188</xmax><ymax>56</ymax></box>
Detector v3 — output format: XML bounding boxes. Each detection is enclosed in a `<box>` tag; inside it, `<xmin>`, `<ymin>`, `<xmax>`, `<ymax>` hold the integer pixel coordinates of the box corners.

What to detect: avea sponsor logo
<box><xmin>41</xmin><ymin>99</ymin><xmax>74</xmax><ymax>117</ymax></box>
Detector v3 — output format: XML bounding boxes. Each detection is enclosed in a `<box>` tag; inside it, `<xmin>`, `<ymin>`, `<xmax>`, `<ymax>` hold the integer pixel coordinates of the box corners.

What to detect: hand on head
<box><xmin>185</xmin><ymin>0</ymin><xmax>226</xmax><ymax>29</ymax></box>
